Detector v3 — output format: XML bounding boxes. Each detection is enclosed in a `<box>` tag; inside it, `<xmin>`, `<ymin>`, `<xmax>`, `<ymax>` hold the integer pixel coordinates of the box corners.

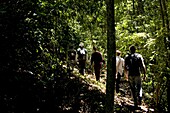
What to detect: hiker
<box><xmin>124</xmin><ymin>45</ymin><xmax>146</xmax><ymax>108</ymax></box>
<box><xmin>68</xmin><ymin>45</ymin><xmax>77</xmax><ymax>71</ymax></box>
<box><xmin>116</xmin><ymin>50</ymin><xmax>124</xmax><ymax>93</ymax></box>
<box><xmin>91</xmin><ymin>46</ymin><xmax>105</xmax><ymax>81</ymax></box>
<box><xmin>76</xmin><ymin>42</ymin><xmax>88</xmax><ymax>75</ymax></box>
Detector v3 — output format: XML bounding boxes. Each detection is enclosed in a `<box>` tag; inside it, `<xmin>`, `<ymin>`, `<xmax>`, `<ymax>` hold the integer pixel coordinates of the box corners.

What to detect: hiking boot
<box><xmin>134</xmin><ymin>105</ymin><xmax>141</xmax><ymax>110</ymax></box>
<box><xmin>134</xmin><ymin>102</ymin><xmax>138</xmax><ymax>108</ymax></box>
<box><xmin>116</xmin><ymin>90</ymin><xmax>119</xmax><ymax>93</ymax></box>
<box><xmin>137</xmin><ymin>97</ymin><xmax>142</xmax><ymax>105</ymax></box>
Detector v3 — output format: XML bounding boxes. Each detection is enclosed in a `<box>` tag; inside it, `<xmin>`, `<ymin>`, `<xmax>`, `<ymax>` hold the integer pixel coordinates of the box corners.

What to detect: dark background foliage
<box><xmin>0</xmin><ymin>0</ymin><xmax>170</xmax><ymax>112</ymax></box>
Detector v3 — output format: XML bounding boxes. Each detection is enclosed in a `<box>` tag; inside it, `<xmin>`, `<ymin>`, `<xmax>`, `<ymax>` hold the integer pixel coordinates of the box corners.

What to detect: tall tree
<box><xmin>105</xmin><ymin>0</ymin><xmax>116</xmax><ymax>113</ymax></box>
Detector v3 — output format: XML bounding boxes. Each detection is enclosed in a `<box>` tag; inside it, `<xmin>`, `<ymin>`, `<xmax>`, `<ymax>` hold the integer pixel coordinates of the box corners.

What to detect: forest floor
<box><xmin>70</xmin><ymin>67</ymin><xmax>155</xmax><ymax>113</ymax></box>
<box><xmin>0</xmin><ymin>66</ymin><xmax>156</xmax><ymax>113</ymax></box>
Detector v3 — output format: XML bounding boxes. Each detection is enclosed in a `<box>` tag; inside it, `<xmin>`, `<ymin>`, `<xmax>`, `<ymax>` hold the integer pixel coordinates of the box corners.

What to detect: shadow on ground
<box><xmin>0</xmin><ymin>69</ymin><xmax>154</xmax><ymax>113</ymax></box>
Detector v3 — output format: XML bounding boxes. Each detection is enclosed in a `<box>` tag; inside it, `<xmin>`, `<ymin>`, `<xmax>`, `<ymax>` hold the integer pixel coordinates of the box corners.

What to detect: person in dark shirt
<box><xmin>91</xmin><ymin>46</ymin><xmax>105</xmax><ymax>81</ymax></box>
<box><xmin>68</xmin><ymin>45</ymin><xmax>76</xmax><ymax>71</ymax></box>
<box><xmin>124</xmin><ymin>45</ymin><xmax>146</xmax><ymax>108</ymax></box>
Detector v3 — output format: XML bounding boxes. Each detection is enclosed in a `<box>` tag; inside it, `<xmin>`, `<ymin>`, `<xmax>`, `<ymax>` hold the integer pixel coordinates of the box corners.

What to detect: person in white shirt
<box><xmin>116</xmin><ymin>50</ymin><xmax>124</xmax><ymax>93</ymax></box>
<box><xmin>76</xmin><ymin>42</ymin><xmax>88</xmax><ymax>75</ymax></box>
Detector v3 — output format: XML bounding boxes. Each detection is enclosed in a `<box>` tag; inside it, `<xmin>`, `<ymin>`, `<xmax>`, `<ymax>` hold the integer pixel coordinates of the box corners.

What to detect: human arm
<box><xmin>86</xmin><ymin>53</ymin><xmax>88</xmax><ymax>62</ymax></box>
<box><xmin>124</xmin><ymin>57</ymin><xmax>128</xmax><ymax>81</ymax></box>
<box><xmin>75</xmin><ymin>51</ymin><xmax>78</xmax><ymax>62</ymax></box>
<box><xmin>141</xmin><ymin>57</ymin><xmax>146</xmax><ymax>80</ymax></box>
<box><xmin>101</xmin><ymin>53</ymin><xmax>106</xmax><ymax>68</ymax></box>
<box><xmin>90</xmin><ymin>53</ymin><xmax>94</xmax><ymax>67</ymax></box>
<box><xmin>124</xmin><ymin>66</ymin><xmax>128</xmax><ymax>81</ymax></box>
<box><xmin>75</xmin><ymin>49</ymin><xmax>79</xmax><ymax>63</ymax></box>
<box><xmin>102</xmin><ymin>59</ymin><xmax>106</xmax><ymax>68</ymax></box>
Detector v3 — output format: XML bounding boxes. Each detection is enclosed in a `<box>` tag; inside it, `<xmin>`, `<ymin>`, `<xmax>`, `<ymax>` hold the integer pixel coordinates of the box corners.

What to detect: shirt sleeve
<box><xmin>100</xmin><ymin>52</ymin><xmax>105</xmax><ymax>64</ymax></box>
<box><xmin>124</xmin><ymin>55</ymin><xmax>129</xmax><ymax>69</ymax></box>
<box><xmin>102</xmin><ymin>59</ymin><xmax>105</xmax><ymax>64</ymax></box>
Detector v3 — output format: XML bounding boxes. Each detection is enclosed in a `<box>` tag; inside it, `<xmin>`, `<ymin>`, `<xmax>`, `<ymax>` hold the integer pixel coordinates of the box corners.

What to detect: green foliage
<box><xmin>115</xmin><ymin>0</ymin><xmax>170</xmax><ymax>112</ymax></box>
<box><xmin>0</xmin><ymin>0</ymin><xmax>107</xmax><ymax>112</ymax></box>
<box><xmin>0</xmin><ymin>0</ymin><xmax>170</xmax><ymax>112</ymax></box>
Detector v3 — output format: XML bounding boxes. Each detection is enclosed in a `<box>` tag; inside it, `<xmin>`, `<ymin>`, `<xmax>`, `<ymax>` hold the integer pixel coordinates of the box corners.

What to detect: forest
<box><xmin>0</xmin><ymin>0</ymin><xmax>170</xmax><ymax>113</ymax></box>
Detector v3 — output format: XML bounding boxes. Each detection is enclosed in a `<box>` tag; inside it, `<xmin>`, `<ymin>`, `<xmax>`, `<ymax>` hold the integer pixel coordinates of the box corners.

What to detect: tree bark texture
<box><xmin>105</xmin><ymin>0</ymin><xmax>116</xmax><ymax>113</ymax></box>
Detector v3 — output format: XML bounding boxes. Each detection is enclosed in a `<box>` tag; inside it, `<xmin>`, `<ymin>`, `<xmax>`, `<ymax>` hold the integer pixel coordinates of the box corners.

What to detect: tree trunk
<box><xmin>131</xmin><ymin>0</ymin><xmax>135</xmax><ymax>33</ymax></box>
<box><xmin>137</xmin><ymin>0</ymin><xmax>144</xmax><ymax>14</ymax></box>
<box><xmin>105</xmin><ymin>0</ymin><xmax>116</xmax><ymax>113</ymax></box>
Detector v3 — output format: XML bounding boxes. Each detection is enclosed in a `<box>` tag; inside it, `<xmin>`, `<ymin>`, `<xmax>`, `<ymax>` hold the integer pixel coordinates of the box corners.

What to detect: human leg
<box><xmin>94</xmin><ymin>64</ymin><xmax>101</xmax><ymax>81</ymax></box>
<box><xmin>69</xmin><ymin>60</ymin><xmax>74</xmax><ymax>71</ymax></box>
<box><xmin>129</xmin><ymin>76</ymin><xmax>138</xmax><ymax>107</ymax></box>
<box><xmin>116</xmin><ymin>73</ymin><xmax>121</xmax><ymax>93</ymax></box>
<box><xmin>135</xmin><ymin>76</ymin><xmax>142</xmax><ymax>105</ymax></box>
<box><xmin>79</xmin><ymin>61</ymin><xmax>85</xmax><ymax>75</ymax></box>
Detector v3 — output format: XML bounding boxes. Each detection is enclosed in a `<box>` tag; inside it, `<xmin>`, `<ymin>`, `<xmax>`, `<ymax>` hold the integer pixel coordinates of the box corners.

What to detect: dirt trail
<box><xmin>73</xmin><ymin>68</ymin><xmax>154</xmax><ymax>113</ymax></box>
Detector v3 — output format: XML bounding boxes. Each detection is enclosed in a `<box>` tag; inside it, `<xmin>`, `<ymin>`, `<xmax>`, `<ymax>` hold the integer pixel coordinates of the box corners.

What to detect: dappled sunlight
<box><xmin>1</xmin><ymin>0</ymin><xmax>169</xmax><ymax>112</ymax></box>
<box><xmin>73</xmin><ymin>67</ymin><xmax>155</xmax><ymax>113</ymax></box>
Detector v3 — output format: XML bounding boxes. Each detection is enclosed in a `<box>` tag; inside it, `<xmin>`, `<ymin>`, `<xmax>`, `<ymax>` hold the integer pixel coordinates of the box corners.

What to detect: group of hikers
<box><xmin>68</xmin><ymin>42</ymin><xmax>146</xmax><ymax>109</ymax></box>
<box><xmin>68</xmin><ymin>42</ymin><xmax>106</xmax><ymax>79</ymax></box>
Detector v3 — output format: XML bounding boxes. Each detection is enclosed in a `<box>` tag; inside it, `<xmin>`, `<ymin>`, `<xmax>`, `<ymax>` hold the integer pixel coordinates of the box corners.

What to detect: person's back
<box><xmin>116</xmin><ymin>50</ymin><xmax>124</xmax><ymax>76</ymax></box>
<box><xmin>91</xmin><ymin>51</ymin><xmax>103</xmax><ymax>65</ymax></box>
<box><xmin>77</xmin><ymin>47</ymin><xmax>87</xmax><ymax>61</ymax></box>
<box><xmin>125</xmin><ymin>53</ymin><xmax>143</xmax><ymax>76</ymax></box>
<box><xmin>68</xmin><ymin>48</ymin><xmax>76</xmax><ymax>61</ymax></box>
<box><xmin>116</xmin><ymin>50</ymin><xmax>124</xmax><ymax>93</ymax></box>
<box><xmin>77</xmin><ymin>42</ymin><xmax>87</xmax><ymax>75</ymax></box>
<box><xmin>124</xmin><ymin>45</ymin><xmax>146</xmax><ymax>108</ymax></box>
<box><xmin>68</xmin><ymin>47</ymin><xmax>76</xmax><ymax>71</ymax></box>
<box><xmin>91</xmin><ymin>47</ymin><xmax>105</xmax><ymax>81</ymax></box>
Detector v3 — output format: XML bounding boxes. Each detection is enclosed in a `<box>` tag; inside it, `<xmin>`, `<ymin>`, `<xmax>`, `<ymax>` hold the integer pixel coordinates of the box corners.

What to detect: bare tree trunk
<box><xmin>129</xmin><ymin>0</ymin><xmax>135</xmax><ymax>33</ymax></box>
<box><xmin>105</xmin><ymin>0</ymin><xmax>116</xmax><ymax>113</ymax></box>
<box><xmin>137</xmin><ymin>0</ymin><xmax>144</xmax><ymax>14</ymax></box>
<box><xmin>159</xmin><ymin>0</ymin><xmax>165</xmax><ymax>26</ymax></box>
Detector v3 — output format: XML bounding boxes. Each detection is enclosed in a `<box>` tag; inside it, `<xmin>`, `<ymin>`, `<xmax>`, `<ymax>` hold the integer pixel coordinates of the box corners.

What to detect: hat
<box><xmin>79</xmin><ymin>42</ymin><xmax>84</xmax><ymax>47</ymax></box>
<box><xmin>116</xmin><ymin>50</ymin><xmax>121</xmax><ymax>53</ymax></box>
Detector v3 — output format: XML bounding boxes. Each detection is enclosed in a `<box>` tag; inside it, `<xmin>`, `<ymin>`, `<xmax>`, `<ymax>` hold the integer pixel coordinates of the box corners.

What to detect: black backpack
<box><xmin>69</xmin><ymin>49</ymin><xmax>76</xmax><ymax>60</ymax></box>
<box><xmin>125</xmin><ymin>53</ymin><xmax>142</xmax><ymax>75</ymax></box>
<box><xmin>77</xmin><ymin>48</ymin><xmax>87</xmax><ymax>61</ymax></box>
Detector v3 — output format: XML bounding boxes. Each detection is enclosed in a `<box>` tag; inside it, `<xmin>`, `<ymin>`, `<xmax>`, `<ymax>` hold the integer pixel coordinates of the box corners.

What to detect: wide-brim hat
<box><xmin>116</xmin><ymin>50</ymin><xmax>121</xmax><ymax>53</ymax></box>
<box><xmin>79</xmin><ymin>42</ymin><xmax>84</xmax><ymax>47</ymax></box>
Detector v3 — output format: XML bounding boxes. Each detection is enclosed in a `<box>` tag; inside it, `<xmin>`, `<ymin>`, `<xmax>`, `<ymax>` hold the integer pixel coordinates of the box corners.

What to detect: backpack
<box><xmin>69</xmin><ymin>49</ymin><xmax>76</xmax><ymax>60</ymax></box>
<box><xmin>77</xmin><ymin>48</ymin><xmax>87</xmax><ymax>61</ymax></box>
<box><xmin>125</xmin><ymin>53</ymin><xmax>142</xmax><ymax>76</ymax></box>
